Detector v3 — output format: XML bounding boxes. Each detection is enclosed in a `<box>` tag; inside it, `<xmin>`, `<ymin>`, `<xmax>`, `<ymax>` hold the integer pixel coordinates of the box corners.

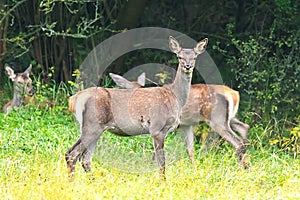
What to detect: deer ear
<box><xmin>5</xmin><ymin>64</ymin><xmax>17</xmax><ymax>81</ymax></box>
<box><xmin>109</xmin><ymin>73</ymin><xmax>135</xmax><ymax>89</ymax></box>
<box><xmin>169</xmin><ymin>36</ymin><xmax>182</xmax><ymax>54</ymax></box>
<box><xmin>23</xmin><ymin>64</ymin><xmax>32</xmax><ymax>77</ymax></box>
<box><xmin>194</xmin><ymin>38</ymin><xmax>208</xmax><ymax>55</ymax></box>
<box><xmin>137</xmin><ymin>72</ymin><xmax>146</xmax><ymax>86</ymax></box>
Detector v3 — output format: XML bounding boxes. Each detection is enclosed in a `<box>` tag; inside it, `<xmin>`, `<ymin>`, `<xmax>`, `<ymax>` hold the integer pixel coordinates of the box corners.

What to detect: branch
<box><xmin>0</xmin><ymin>0</ymin><xmax>28</xmax><ymax>26</ymax></box>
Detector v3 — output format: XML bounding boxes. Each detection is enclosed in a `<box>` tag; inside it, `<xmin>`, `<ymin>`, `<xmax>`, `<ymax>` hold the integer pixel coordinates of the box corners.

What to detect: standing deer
<box><xmin>3</xmin><ymin>64</ymin><xmax>35</xmax><ymax>114</ymax></box>
<box><xmin>109</xmin><ymin>74</ymin><xmax>250</xmax><ymax>166</ymax></box>
<box><xmin>66</xmin><ymin>36</ymin><xmax>208</xmax><ymax>178</ymax></box>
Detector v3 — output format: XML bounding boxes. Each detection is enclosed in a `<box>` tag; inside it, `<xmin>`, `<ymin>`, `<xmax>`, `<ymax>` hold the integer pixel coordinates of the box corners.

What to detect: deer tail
<box><xmin>68</xmin><ymin>95</ymin><xmax>77</xmax><ymax>113</ymax></box>
<box><xmin>231</xmin><ymin>90</ymin><xmax>240</xmax><ymax>118</ymax></box>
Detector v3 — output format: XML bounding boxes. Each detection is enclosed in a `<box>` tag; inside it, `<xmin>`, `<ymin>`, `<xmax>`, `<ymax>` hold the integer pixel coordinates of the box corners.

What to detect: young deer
<box><xmin>109</xmin><ymin>74</ymin><xmax>250</xmax><ymax>166</ymax></box>
<box><xmin>66</xmin><ymin>36</ymin><xmax>208</xmax><ymax>178</ymax></box>
<box><xmin>3</xmin><ymin>64</ymin><xmax>35</xmax><ymax>114</ymax></box>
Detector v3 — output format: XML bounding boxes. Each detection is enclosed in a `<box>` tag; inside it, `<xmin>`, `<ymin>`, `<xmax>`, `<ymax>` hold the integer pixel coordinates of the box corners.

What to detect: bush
<box><xmin>215</xmin><ymin>22</ymin><xmax>299</xmax><ymax>123</ymax></box>
<box><xmin>213</xmin><ymin>1</ymin><xmax>300</xmax><ymax>155</ymax></box>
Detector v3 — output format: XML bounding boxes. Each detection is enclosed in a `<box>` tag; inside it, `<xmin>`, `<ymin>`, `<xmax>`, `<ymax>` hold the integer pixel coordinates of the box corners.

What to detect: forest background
<box><xmin>0</xmin><ymin>1</ymin><xmax>300</xmax><ymax>199</ymax></box>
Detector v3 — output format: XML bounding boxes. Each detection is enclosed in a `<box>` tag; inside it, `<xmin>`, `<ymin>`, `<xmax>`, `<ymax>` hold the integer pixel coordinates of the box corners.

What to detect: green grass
<box><xmin>1</xmin><ymin>103</ymin><xmax>300</xmax><ymax>199</ymax></box>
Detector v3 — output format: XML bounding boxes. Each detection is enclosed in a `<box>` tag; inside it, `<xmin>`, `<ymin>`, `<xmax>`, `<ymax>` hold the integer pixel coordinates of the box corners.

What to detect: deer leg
<box><xmin>65</xmin><ymin>137</ymin><xmax>87</xmax><ymax>178</ymax></box>
<box><xmin>152</xmin><ymin>151</ymin><xmax>157</xmax><ymax>163</ymax></box>
<box><xmin>66</xmin><ymin>134</ymin><xmax>100</xmax><ymax>178</ymax></box>
<box><xmin>66</xmin><ymin>120</ymin><xmax>102</xmax><ymax>178</ymax></box>
<box><xmin>148</xmin><ymin>105</ymin><xmax>175</xmax><ymax>178</ymax></box>
<box><xmin>211</xmin><ymin>95</ymin><xmax>244</xmax><ymax>142</ymax></box>
<box><xmin>204</xmin><ymin>132</ymin><xmax>220</xmax><ymax>150</ymax></box>
<box><xmin>179</xmin><ymin>125</ymin><xmax>195</xmax><ymax>163</ymax></box>
<box><xmin>81</xmin><ymin>139</ymin><xmax>99</xmax><ymax>172</ymax></box>
<box><xmin>151</xmin><ymin>132</ymin><xmax>167</xmax><ymax>179</ymax></box>
<box><xmin>210</xmin><ymin>95</ymin><xmax>249</xmax><ymax>169</ymax></box>
<box><xmin>213</xmin><ymin>123</ymin><xmax>249</xmax><ymax>169</ymax></box>
<box><xmin>230</xmin><ymin>117</ymin><xmax>250</xmax><ymax>142</ymax></box>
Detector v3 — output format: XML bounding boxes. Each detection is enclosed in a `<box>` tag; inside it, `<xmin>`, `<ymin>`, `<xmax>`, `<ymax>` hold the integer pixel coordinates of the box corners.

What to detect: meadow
<box><xmin>0</xmin><ymin>90</ymin><xmax>299</xmax><ymax>200</ymax></box>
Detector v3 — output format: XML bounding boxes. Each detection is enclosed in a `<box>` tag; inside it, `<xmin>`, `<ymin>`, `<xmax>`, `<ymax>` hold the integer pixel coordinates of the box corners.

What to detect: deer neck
<box><xmin>12</xmin><ymin>85</ymin><xmax>24</xmax><ymax>107</ymax></box>
<box><xmin>169</xmin><ymin>65</ymin><xmax>193</xmax><ymax>108</ymax></box>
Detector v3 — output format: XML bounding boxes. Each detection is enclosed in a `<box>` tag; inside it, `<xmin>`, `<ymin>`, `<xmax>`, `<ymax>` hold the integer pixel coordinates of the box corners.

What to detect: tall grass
<box><xmin>0</xmin><ymin>86</ymin><xmax>300</xmax><ymax>199</ymax></box>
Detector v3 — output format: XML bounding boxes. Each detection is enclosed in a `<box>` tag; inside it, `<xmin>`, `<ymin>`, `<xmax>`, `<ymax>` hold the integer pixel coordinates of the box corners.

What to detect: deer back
<box><xmin>69</xmin><ymin>86</ymin><xmax>180</xmax><ymax>136</ymax></box>
<box><xmin>109</xmin><ymin>72</ymin><xmax>241</xmax><ymax>126</ymax></box>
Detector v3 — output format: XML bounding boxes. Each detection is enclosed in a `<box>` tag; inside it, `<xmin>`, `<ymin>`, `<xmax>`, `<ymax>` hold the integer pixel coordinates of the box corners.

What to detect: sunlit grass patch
<box><xmin>1</xmin><ymin>103</ymin><xmax>300</xmax><ymax>199</ymax></box>
<box><xmin>93</xmin><ymin>132</ymin><xmax>188</xmax><ymax>174</ymax></box>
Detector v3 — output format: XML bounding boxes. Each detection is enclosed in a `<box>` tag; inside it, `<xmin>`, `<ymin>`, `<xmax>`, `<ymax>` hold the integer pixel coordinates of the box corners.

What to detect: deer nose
<box><xmin>185</xmin><ymin>65</ymin><xmax>192</xmax><ymax>70</ymax></box>
<box><xmin>28</xmin><ymin>89</ymin><xmax>35</xmax><ymax>96</ymax></box>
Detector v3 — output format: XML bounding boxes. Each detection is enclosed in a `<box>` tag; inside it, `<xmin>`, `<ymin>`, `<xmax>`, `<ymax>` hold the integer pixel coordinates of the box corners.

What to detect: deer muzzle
<box><xmin>183</xmin><ymin>65</ymin><xmax>193</xmax><ymax>74</ymax></box>
<box><xmin>28</xmin><ymin>88</ymin><xmax>35</xmax><ymax>96</ymax></box>
<box><xmin>184</xmin><ymin>65</ymin><xmax>192</xmax><ymax>70</ymax></box>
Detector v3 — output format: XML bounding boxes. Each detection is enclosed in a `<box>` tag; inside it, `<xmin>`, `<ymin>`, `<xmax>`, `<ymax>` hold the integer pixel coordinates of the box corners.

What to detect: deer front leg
<box><xmin>151</xmin><ymin>132</ymin><xmax>167</xmax><ymax>179</ymax></box>
<box><xmin>179</xmin><ymin>125</ymin><xmax>195</xmax><ymax>163</ymax></box>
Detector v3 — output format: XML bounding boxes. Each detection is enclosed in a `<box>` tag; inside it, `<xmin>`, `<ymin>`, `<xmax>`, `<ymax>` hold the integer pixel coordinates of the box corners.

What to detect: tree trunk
<box><xmin>0</xmin><ymin>0</ymin><xmax>9</xmax><ymax>83</ymax></box>
<box><xmin>111</xmin><ymin>0</ymin><xmax>147</xmax><ymax>75</ymax></box>
<box><xmin>32</xmin><ymin>0</ymin><xmax>43</xmax><ymax>70</ymax></box>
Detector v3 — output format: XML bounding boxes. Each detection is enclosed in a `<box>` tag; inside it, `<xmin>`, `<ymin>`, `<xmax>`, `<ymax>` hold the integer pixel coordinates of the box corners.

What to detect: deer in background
<box><xmin>109</xmin><ymin>72</ymin><xmax>146</xmax><ymax>89</ymax></box>
<box><xmin>109</xmin><ymin>73</ymin><xmax>250</xmax><ymax>167</ymax></box>
<box><xmin>3</xmin><ymin>64</ymin><xmax>35</xmax><ymax>114</ymax></box>
<box><xmin>66</xmin><ymin>36</ymin><xmax>208</xmax><ymax>178</ymax></box>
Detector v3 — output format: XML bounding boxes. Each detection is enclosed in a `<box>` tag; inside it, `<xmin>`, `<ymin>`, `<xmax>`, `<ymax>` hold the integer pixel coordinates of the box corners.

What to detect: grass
<box><xmin>0</xmin><ymin>100</ymin><xmax>300</xmax><ymax>199</ymax></box>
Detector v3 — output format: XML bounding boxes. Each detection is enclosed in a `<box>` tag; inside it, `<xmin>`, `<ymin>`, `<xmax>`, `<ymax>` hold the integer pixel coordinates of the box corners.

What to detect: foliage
<box><xmin>213</xmin><ymin>2</ymin><xmax>300</xmax><ymax>122</ymax></box>
<box><xmin>0</xmin><ymin>0</ymin><xmax>121</xmax><ymax>82</ymax></box>
<box><xmin>211</xmin><ymin>6</ymin><xmax>299</xmax><ymax>155</ymax></box>
<box><xmin>215</xmin><ymin>26</ymin><xmax>300</xmax><ymax>153</ymax></box>
<box><xmin>209</xmin><ymin>1</ymin><xmax>300</xmax><ymax>156</ymax></box>
<box><xmin>269</xmin><ymin>118</ymin><xmax>300</xmax><ymax>158</ymax></box>
<box><xmin>227</xmin><ymin>34</ymin><xmax>299</xmax><ymax>121</ymax></box>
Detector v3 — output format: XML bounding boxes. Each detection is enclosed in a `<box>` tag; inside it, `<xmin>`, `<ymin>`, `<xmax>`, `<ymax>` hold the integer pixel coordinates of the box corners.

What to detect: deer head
<box><xmin>109</xmin><ymin>72</ymin><xmax>145</xmax><ymax>89</ymax></box>
<box><xmin>3</xmin><ymin>64</ymin><xmax>35</xmax><ymax>113</ymax></box>
<box><xmin>5</xmin><ymin>64</ymin><xmax>35</xmax><ymax>97</ymax></box>
<box><xmin>169</xmin><ymin>36</ymin><xmax>208</xmax><ymax>74</ymax></box>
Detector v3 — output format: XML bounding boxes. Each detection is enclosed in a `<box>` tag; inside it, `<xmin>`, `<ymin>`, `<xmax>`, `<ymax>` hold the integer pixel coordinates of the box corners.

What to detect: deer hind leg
<box><xmin>66</xmin><ymin>120</ymin><xmax>103</xmax><ymax>178</ymax></box>
<box><xmin>212</xmin><ymin>123</ymin><xmax>248</xmax><ymax>168</ymax></box>
<box><xmin>210</xmin><ymin>95</ymin><xmax>249</xmax><ymax>169</ymax></box>
<box><xmin>66</xmin><ymin>134</ymin><xmax>101</xmax><ymax>178</ymax></box>
<box><xmin>81</xmin><ymin>139</ymin><xmax>99</xmax><ymax>172</ymax></box>
<box><xmin>65</xmin><ymin>137</ymin><xmax>86</xmax><ymax>178</ymax></box>
<box><xmin>230</xmin><ymin>117</ymin><xmax>250</xmax><ymax>142</ymax></box>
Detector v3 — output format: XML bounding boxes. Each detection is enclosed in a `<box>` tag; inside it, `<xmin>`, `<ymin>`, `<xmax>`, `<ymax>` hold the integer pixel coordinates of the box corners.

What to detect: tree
<box><xmin>1</xmin><ymin>0</ymin><xmax>122</xmax><ymax>83</ymax></box>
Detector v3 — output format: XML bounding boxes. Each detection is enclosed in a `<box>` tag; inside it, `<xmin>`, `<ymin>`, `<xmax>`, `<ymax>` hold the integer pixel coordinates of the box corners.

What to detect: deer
<box><xmin>3</xmin><ymin>64</ymin><xmax>35</xmax><ymax>114</ymax></box>
<box><xmin>66</xmin><ymin>36</ymin><xmax>208</xmax><ymax>178</ymax></box>
<box><xmin>109</xmin><ymin>72</ymin><xmax>250</xmax><ymax>166</ymax></box>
